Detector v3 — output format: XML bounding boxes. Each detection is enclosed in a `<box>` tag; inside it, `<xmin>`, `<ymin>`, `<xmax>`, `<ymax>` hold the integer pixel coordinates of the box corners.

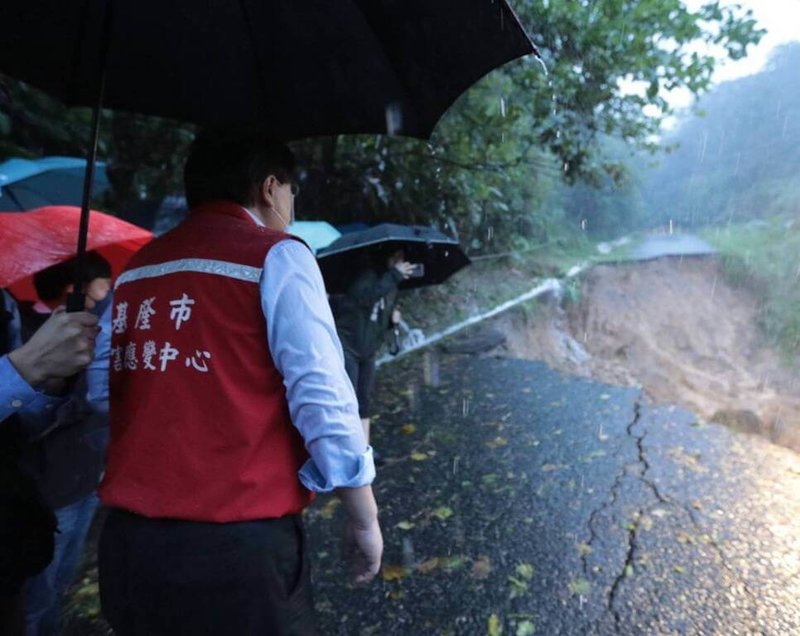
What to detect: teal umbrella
<box><xmin>0</xmin><ymin>157</ymin><xmax>110</xmax><ymax>211</ymax></box>
<box><xmin>287</xmin><ymin>221</ymin><xmax>341</xmax><ymax>255</ymax></box>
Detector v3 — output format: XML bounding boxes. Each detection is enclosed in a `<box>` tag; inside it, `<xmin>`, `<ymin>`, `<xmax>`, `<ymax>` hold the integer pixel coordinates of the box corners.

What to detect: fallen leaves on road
<box><xmin>568</xmin><ymin>578</ymin><xmax>591</xmax><ymax>596</ymax></box>
<box><xmin>318</xmin><ymin>498</ymin><xmax>340</xmax><ymax>520</ymax></box>
<box><xmin>471</xmin><ymin>556</ymin><xmax>492</xmax><ymax>579</ymax></box>
<box><xmin>381</xmin><ymin>565</ymin><xmax>407</xmax><ymax>581</ymax></box>
<box><xmin>431</xmin><ymin>506</ymin><xmax>454</xmax><ymax>520</ymax></box>
<box><xmin>486</xmin><ymin>436</ymin><xmax>509</xmax><ymax>449</ymax></box>
<box><xmin>488</xmin><ymin>613</ymin><xmax>503</xmax><ymax>636</ymax></box>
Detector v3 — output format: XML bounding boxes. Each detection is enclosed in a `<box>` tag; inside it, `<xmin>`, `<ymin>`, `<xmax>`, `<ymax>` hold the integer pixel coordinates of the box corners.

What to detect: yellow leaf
<box><xmin>401</xmin><ymin>423</ymin><xmax>417</xmax><ymax>435</ymax></box>
<box><xmin>431</xmin><ymin>506</ymin><xmax>453</xmax><ymax>520</ymax></box>
<box><xmin>411</xmin><ymin>452</ymin><xmax>429</xmax><ymax>461</ymax></box>
<box><xmin>486</xmin><ymin>436</ymin><xmax>509</xmax><ymax>449</ymax></box>
<box><xmin>381</xmin><ymin>565</ymin><xmax>407</xmax><ymax>581</ymax></box>
<box><xmin>568</xmin><ymin>578</ymin><xmax>591</xmax><ymax>596</ymax></box>
<box><xmin>471</xmin><ymin>556</ymin><xmax>492</xmax><ymax>579</ymax></box>
<box><xmin>488</xmin><ymin>613</ymin><xmax>503</xmax><ymax>636</ymax></box>
<box><xmin>515</xmin><ymin>563</ymin><xmax>534</xmax><ymax>580</ymax></box>
<box><xmin>541</xmin><ymin>464</ymin><xmax>559</xmax><ymax>472</ymax></box>
<box><xmin>417</xmin><ymin>558</ymin><xmax>440</xmax><ymax>574</ymax></box>
<box><xmin>516</xmin><ymin>620</ymin><xmax>536</xmax><ymax>636</ymax></box>
<box><xmin>577</xmin><ymin>543</ymin><xmax>592</xmax><ymax>556</ymax></box>
<box><xmin>396</xmin><ymin>520</ymin><xmax>415</xmax><ymax>531</ymax></box>
<box><xmin>318</xmin><ymin>498</ymin><xmax>340</xmax><ymax>520</ymax></box>
<box><xmin>440</xmin><ymin>555</ymin><xmax>466</xmax><ymax>572</ymax></box>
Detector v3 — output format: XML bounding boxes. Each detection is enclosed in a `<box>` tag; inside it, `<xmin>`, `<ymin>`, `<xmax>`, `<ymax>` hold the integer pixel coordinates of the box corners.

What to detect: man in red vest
<box><xmin>97</xmin><ymin>131</ymin><xmax>382</xmax><ymax>635</ymax></box>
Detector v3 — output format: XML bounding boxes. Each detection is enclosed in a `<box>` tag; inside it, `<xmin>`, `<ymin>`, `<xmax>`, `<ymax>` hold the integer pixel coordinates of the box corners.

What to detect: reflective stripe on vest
<box><xmin>116</xmin><ymin>258</ymin><xmax>262</xmax><ymax>289</ymax></box>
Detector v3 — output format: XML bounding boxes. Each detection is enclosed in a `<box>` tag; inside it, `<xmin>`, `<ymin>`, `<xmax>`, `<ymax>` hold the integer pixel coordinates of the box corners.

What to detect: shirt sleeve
<box><xmin>261</xmin><ymin>239</ymin><xmax>375</xmax><ymax>492</ymax></box>
<box><xmin>0</xmin><ymin>354</ymin><xmax>62</xmax><ymax>423</ymax></box>
<box><xmin>86</xmin><ymin>300</ymin><xmax>111</xmax><ymax>414</ymax></box>
<box><xmin>1</xmin><ymin>291</ymin><xmax>63</xmax><ymax>425</ymax></box>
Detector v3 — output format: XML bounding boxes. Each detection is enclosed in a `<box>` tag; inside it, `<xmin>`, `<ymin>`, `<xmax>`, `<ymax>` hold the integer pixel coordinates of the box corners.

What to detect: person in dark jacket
<box><xmin>17</xmin><ymin>253</ymin><xmax>112</xmax><ymax>636</ymax></box>
<box><xmin>0</xmin><ymin>290</ymin><xmax>99</xmax><ymax>636</ymax></box>
<box><xmin>333</xmin><ymin>248</ymin><xmax>416</xmax><ymax>446</ymax></box>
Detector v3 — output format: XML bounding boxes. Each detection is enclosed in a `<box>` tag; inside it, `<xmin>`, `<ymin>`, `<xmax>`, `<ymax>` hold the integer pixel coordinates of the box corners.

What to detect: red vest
<box><xmin>99</xmin><ymin>202</ymin><xmax>313</xmax><ymax>522</ymax></box>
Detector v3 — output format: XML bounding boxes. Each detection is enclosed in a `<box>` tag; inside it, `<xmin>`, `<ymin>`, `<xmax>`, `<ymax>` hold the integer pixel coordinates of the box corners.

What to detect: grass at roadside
<box><xmin>703</xmin><ymin>217</ymin><xmax>800</xmax><ymax>362</ymax></box>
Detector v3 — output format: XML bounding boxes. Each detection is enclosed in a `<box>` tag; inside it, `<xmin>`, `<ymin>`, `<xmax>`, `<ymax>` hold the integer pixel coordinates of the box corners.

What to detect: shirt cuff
<box><xmin>0</xmin><ymin>355</ymin><xmax>62</xmax><ymax>420</ymax></box>
<box><xmin>298</xmin><ymin>445</ymin><xmax>376</xmax><ymax>493</ymax></box>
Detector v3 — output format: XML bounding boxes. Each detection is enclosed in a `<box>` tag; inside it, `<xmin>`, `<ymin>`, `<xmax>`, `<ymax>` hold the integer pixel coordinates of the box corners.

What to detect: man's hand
<box><xmin>391</xmin><ymin>309</ymin><xmax>402</xmax><ymax>325</ymax></box>
<box><xmin>393</xmin><ymin>261</ymin><xmax>415</xmax><ymax>279</ymax></box>
<box><xmin>343</xmin><ymin>517</ymin><xmax>383</xmax><ymax>585</ymax></box>
<box><xmin>8</xmin><ymin>309</ymin><xmax>99</xmax><ymax>386</ymax></box>
<box><xmin>336</xmin><ymin>485</ymin><xmax>383</xmax><ymax>584</ymax></box>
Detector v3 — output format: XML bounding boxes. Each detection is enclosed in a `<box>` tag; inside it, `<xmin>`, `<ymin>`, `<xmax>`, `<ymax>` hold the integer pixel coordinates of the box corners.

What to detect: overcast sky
<box><xmin>670</xmin><ymin>0</ymin><xmax>800</xmax><ymax>107</ymax></box>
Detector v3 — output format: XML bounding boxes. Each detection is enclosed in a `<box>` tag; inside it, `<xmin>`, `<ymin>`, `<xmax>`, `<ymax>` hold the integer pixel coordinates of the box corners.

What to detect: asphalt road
<box><xmin>629</xmin><ymin>235</ymin><xmax>716</xmax><ymax>261</ymax></box>
<box><xmin>306</xmin><ymin>352</ymin><xmax>800</xmax><ymax>635</ymax></box>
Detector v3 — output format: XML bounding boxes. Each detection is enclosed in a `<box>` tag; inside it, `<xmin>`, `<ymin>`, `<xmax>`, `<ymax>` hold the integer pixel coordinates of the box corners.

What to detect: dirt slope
<box><xmin>493</xmin><ymin>257</ymin><xmax>800</xmax><ymax>451</ymax></box>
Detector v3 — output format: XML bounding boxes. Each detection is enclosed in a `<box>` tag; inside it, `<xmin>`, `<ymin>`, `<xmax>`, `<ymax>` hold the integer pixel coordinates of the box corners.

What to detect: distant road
<box><xmin>630</xmin><ymin>234</ymin><xmax>716</xmax><ymax>260</ymax></box>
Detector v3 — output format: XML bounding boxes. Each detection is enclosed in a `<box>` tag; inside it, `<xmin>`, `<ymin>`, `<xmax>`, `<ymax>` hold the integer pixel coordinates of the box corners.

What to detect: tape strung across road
<box><xmin>376</xmin><ymin>263</ymin><xmax>588</xmax><ymax>367</ymax></box>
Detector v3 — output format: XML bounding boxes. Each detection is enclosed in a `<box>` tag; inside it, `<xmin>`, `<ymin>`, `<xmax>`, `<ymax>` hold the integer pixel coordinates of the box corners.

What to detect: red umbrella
<box><xmin>0</xmin><ymin>205</ymin><xmax>152</xmax><ymax>302</ymax></box>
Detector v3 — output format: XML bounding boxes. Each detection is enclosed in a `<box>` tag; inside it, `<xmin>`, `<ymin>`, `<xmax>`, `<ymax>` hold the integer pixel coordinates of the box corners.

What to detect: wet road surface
<box><xmin>306</xmin><ymin>352</ymin><xmax>800</xmax><ymax>635</ymax></box>
<box><xmin>630</xmin><ymin>235</ymin><xmax>715</xmax><ymax>261</ymax></box>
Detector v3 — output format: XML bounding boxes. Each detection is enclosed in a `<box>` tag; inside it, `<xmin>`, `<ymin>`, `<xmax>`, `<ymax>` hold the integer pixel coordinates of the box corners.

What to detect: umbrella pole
<box><xmin>66</xmin><ymin>2</ymin><xmax>113</xmax><ymax>312</ymax></box>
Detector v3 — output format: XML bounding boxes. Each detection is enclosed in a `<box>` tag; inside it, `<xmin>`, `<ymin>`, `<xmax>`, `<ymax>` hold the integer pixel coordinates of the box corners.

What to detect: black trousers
<box><xmin>343</xmin><ymin>348</ymin><xmax>376</xmax><ymax>418</ymax></box>
<box><xmin>98</xmin><ymin>509</ymin><xmax>317</xmax><ymax>636</ymax></box>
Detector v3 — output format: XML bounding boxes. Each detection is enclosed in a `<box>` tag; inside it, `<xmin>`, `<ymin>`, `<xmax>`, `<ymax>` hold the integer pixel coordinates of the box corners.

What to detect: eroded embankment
<box><xmin>492</xmin><ymin>257</ymin><xmax>800</xmax><ymax>451</ymax></box>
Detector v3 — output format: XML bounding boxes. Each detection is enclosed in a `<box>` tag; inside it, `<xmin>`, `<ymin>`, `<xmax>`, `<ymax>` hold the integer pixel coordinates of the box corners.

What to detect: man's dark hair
<box><xmin>184</xmin><ymin>128</ymin><xmax>296</xmax><ymax>209</ymax></box>
<box><xmin>33</xmin><ymin>252</ymin><xmax>112</xmax><ymax>302</ymax></box>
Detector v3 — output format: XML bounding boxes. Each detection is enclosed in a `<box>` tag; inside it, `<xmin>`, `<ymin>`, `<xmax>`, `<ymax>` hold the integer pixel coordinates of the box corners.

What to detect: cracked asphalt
<box><xmin>305</xmin><ymin>352</ymin><xmax>800</xmax><ymax>635</ymax></box>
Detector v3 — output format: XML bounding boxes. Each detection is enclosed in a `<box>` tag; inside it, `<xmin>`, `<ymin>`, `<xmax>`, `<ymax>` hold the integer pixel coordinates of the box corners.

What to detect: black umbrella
<box><xmin>0</xmin><ymin>0</ymin><xmax>535</xmax><ymax>308</ymax></box>
<box><xmin>317</xmin><ymin>223</ymin><xmax>470</xmax><ymax>293</ymax></box>
<box><xmin>0</xmin><ymin>1</ymin><xmax>535</xmax><ymax>140</ymax></box>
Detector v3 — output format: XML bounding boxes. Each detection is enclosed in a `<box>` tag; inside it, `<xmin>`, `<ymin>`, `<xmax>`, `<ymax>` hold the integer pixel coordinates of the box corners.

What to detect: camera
<box><xmin>409</xmin><ymin>263</ymin><xmax>425</xmax><ymax>278</ymax></box>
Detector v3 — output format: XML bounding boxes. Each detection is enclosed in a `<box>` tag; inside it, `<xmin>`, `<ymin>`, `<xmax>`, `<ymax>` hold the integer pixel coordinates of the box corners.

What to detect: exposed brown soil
<box><xmin>492</xmin><ymin>257</ymin><xmax>800</xmax><ymax>452</ymax></box>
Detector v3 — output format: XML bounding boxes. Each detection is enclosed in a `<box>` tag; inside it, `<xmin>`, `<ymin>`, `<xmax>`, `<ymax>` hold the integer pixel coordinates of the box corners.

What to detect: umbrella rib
<box><xmin>3</xmin><ymin>187</ymin><xmax>26</xmax><ymax>212</ymax></box>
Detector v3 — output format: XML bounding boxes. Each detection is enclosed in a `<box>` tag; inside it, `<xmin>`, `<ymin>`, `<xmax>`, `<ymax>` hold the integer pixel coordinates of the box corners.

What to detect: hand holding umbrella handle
<box><xmin>66</xmin><ymin>291</ymin><xmax>86</xmax><ymax>313</ymax></box>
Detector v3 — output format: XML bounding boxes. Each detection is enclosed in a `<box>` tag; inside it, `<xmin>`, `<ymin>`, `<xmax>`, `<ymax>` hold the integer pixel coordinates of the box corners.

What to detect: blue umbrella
<box><xmin>286</xmin><ymin>220</ymin><xmax>342</xmax><ymax>255</ymax></box>
<box><xmin>0</xmin><ymin>156</ymin><xmax>110</xmax><ymax>211</ymax></box>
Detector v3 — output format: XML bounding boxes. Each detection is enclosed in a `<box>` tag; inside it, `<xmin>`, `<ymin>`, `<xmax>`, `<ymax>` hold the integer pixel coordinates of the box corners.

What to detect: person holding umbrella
<box><xmin>15</xmin><ymin>252</ymin><xmax>113</xmax><ymax>636</ymax></box>
<box><xmin>98</xmin><ymin>130</ymin><xmax>381</xmax><ymax>635</ymax></box>
<box><xmin>0</xmin><ymin>291</ymin><xmax>99</xmax><ymax>636</ymax></box>
<box><xmin>332</xmin><ymin>248</ymin><xmax>417</xmax><ymax>453</ymax></box>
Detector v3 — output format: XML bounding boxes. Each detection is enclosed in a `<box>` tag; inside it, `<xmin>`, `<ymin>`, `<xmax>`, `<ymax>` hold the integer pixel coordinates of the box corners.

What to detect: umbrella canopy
<box><xmin>0</xmin><ymin>156</ymin><xmax>110</xmax><ymax>211</ymax></box>
<box><xmin>0</xmin><ymin>206</ymin><xmax>152</xmax><ymax>302</ymax></box>
<box><xmin>286</xmin><ymin>220</ymin><xmax>341</xmax><ymax>254</ymax></box>
<box><xmin>317</xmin><ymin>223</ymin><xmax>470</xmax><ymax>293</ymax></box>
<box><xmin>0</xmin><ymin>1</ymin><xmax>535</xmax><ymax>139</ymax></box>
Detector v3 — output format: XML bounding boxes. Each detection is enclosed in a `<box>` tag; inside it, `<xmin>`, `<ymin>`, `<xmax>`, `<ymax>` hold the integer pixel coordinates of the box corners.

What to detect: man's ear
<box><xmin>259</xmin><ymin>175</ymin><xmax>277</xmax><ymax>208</ymax></box>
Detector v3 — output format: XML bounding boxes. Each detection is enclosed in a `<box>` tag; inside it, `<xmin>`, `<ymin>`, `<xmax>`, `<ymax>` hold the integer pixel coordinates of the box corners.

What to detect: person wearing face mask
<box><xmin>97</xmin><ymin>130</ymin><xmax>382</xmax><ymax>635</ymax></box>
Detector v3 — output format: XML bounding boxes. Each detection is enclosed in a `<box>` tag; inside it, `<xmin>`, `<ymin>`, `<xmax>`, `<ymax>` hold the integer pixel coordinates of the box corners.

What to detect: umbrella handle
<box><xmin>66</xmin><ymin>291</ymin><xmax>86</xmax><ymax>313</ymax></box>
<box><xmin>70</xmin><ymin>0</ymin><xmax>114</xmax><ymax>312</ymax></box>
